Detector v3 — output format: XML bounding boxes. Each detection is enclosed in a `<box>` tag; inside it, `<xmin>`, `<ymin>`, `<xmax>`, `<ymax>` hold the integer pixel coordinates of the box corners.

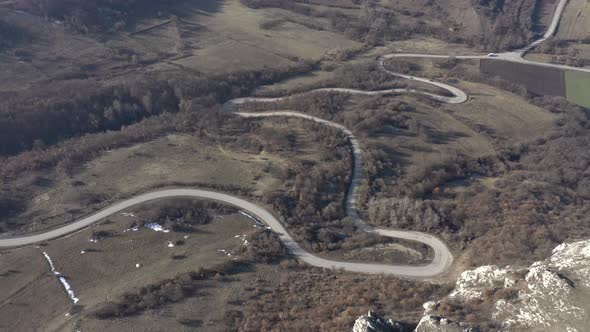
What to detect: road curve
<box><xmin>383</xmin><ymin>0</ymin><xmax>590</xmax><ymax>74</ymax></box>
<box><xmin>237</xmin><ymin>111</ymin><xmax>453</xmax><ymax>277</ymax></box>
<box><xmin>231</xmin><ymin>83</ymin><xmax>467</xmax><ymax>106</ymax></box>
<box><xmin>0</xmin><ymin>188</ymin><xmax>443</xmax><ymax>276</ymax></box>
<box><xmin>2</xmin><ymin>0</ymin><xmax>576</xmax><ymax>277</ymax></box>
<box><xmin>377</xmin><ymin>56</ymin><xmax>468</xmax><ymax>103</ymax></box>
<box><xmin>1</xmin><ymin>0</ymin><xmax>583</xmax><ymax>283</ymax></box>
<box><xmin>0</xmin><ymin>108</ymin><xmax>454</xmax><ymax>277</ymax></box>
<box><xmin>0</xmin><ymin>30</ymin><xmax>472</xmax><ymax>276</ymax></box>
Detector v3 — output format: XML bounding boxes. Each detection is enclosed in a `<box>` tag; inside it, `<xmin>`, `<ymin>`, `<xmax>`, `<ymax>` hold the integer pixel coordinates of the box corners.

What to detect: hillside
<box><xmin>419</xmin><ymin>239</ymin><xmax>590</xmax><ymax>331</ymax></box>
<box><xmin>385</xmin><ymin>0</ymin><xmax>557</xmax><ymax>50</ymax></box>
<box><xmin>556</xmin><ymin>0</ymin><xmax>590</xmax><ymax>40</ymax></box>
<box><xmin>1</xmin><ymin>0</ymin><xmax>589</xmax><ymax>331</ymax></box>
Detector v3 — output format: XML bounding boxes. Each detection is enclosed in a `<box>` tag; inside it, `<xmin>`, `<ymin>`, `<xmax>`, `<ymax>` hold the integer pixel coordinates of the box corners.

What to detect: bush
<box><xmin>242</xmin><ymin>229</ymin><xmax>289</xmax><ymax>263</ymax></box>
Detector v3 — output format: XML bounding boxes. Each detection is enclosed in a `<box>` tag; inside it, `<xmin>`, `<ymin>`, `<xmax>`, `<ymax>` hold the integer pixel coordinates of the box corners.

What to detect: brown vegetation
<box><xmin>93</xmin><ymin>261</ymin><xmax>246</xmax><ymax>319</ymax></box>
<box><xmin>0</xmin><ymin>19</ymin><xmax>29</xmax><ymax>50</ymax></box>
<box><xmin>12</xmin><ymin>0</ymin><xmax>192</xmax><ymax>33</ymax></box>
<box><xmin>89</xmin><ymin>225</ymin><xmax>447</xmax><ymax>329</ymax></box>
<box><xmin>134</xmin><ymin>198</ymin><xmax>238</xmax><ymax>232</ymax></box>
<box><xmin>240</xmin><ymin>0</ymin><xmax>445</xmax><ymax>48</ymax></box>
<box><xmin>237</xmin><ymin>264</ymin><xmax>451</xmax><ymax>331</ymax></box>
<box><xmin>243</xmin><ymin>0</ymin><xmax>557</xmax><ymax>51</ymax></box>
<box><xmin>369</xmin><ymin>58</ymin><xmax>590</xmax><ymax>267</ymax></box>
<box><xmin>0</xmin><ymin>61</ymin><xmax>314</xmax><ymax>157</ymax></box>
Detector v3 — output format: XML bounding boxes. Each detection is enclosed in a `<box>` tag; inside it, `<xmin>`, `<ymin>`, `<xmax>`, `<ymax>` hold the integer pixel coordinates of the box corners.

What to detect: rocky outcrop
<box><xmin>419</xmin><ymin>239</ymin><xmax>590</xmax><ymax>331</ymax></box>
<box><xmin>414</xmin><ymin>315</ymin><xmax>462</xmax><ymax>332</ymax></box>
<box><xmin>352</xmin><ymin>311</ymin><xmax>408</xmax><ymax>332</ymax></box>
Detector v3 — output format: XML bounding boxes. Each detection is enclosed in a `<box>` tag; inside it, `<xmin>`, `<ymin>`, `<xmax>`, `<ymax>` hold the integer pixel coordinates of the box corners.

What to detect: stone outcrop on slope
<box><xmin>419</xmin><ymin>239</ymin><xmax>590</xmax><ymax>331</ymax></box>
<box><xmin>352</xmin><ymin>311</ymin><xmax>408</xmax><ymax>332</ymax></box>
<box><xmin>413</xmin><ymin>315</ymin><xmax>463</xmax><ymax>332</ymax></box>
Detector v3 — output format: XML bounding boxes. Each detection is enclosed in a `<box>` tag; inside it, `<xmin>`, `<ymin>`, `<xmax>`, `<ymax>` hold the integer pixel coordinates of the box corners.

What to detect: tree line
<box><xmin>0</xmin><ymin>60</ymin><xmax>314</xmax><ymax>158</ymax></box>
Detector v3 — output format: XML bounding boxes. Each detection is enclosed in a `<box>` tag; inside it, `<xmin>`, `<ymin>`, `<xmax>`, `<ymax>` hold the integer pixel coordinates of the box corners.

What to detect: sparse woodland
<box><xmin>13</xmin><ymin>0</ymin><xmax>193</xmax><ymax>32</ymax></box>
<box><xmin>1</xmin><ymin>43</ymin><xmax>588</xmax><ymax>269</ymax></box>
<box><xmin>1</xmin><ymin>0</ymin><xmax>589</xmax><ymax>331</ymax></box>
<box><xmin>240</xmin><ymin>0</ymin><xmax>552</xmax><ymax>51</ymax></box>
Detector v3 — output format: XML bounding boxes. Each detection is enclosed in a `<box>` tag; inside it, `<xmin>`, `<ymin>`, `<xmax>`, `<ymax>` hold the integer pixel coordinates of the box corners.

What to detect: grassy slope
<box><xmin>556</xmin><ymin>0</ymin><xmax>590</xmax><ymax>40</ymax></box>
<box><xmin>566</xmin><ymin>70</ymin><xmax>590</xmax><ymax>107</ymax></box>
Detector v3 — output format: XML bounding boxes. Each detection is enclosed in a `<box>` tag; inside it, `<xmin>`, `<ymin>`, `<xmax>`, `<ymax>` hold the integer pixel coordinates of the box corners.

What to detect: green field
<box><xmin>566</xmin><ymin>71</ymin><xmax>590</xmax><ymax>108</ymax></box>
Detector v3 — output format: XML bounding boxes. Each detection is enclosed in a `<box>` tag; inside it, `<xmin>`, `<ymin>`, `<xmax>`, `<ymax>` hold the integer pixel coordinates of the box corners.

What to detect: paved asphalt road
<box><xmin>382</xmin><ymin>0</ymin><xmax>590</xmax><ymax>73</ymax></box>
<box><xmin>0</xmin><ymin>110</ymin><xmax>454</xmax><ymax>277</ymax></box>
<box><xmin>1</xmin><ymin>0</ymin><xmax>578</xmax><ymax>278</ymax></box>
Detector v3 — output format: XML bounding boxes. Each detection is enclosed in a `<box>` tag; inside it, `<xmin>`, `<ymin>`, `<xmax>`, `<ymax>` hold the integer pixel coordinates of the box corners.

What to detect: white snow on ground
<box><xmin>145</xmin><ymin>223</ymin><xmax>170</xmax><ymax>233</ymax></box>
<box><xmin>218</xmin><ymin>248</ymin><xmax>233</xmax><ymax>256</ymax></box>
<box><xmin>167</xmin><ymin>241</ymin><xmax>175</xmax><ymax>248</ymax></box>
<box><xmin>120</xmin><ymin>212</ymin><xmax>136</xmax><ymax>218</ymax></box>
<box><xmin>238</xmin><ymin>211</ymin><xmax>264</xmax><ymax>226</ymax></box>
<box><xmin>42</xmin><ymin>251</ymin><xmax>60</xmax><ymax>275</ymax></box>
<box><xmin>58</xmin><ymin>277</ymin><xmax>80</xmax><ymax>304</ymax></box>
<box><xmin>41</xmin><ymin>251</ymin><xmax>80</xmax><ymax>304</ymax></box>
<box><xmin>235</xmin><ymin>234</ymin><xmax>249</xmax><ymax>246</ymax></box>
<box><xmin>123</xmin><ymin>226</ymin><xmax>139</xmax><ymax>233</ymax></box>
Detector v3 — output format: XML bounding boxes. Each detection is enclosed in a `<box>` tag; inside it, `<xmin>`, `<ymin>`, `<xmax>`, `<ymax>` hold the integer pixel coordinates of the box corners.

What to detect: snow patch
<box><xmin>41</xmin><ymin>251</ymin><xmax>80</xmax><ymax>304</ymax></box>
<box><xmin>42</xmin><ymin>251</ymin><xmax>60</xmax><ymax>275</ymax></box>
<box><xmin>58</xmin><ymin>276</ymin><xmax>80</xmax><ymax>304</ymax></box>
<box><xmin>239</xmin><ymin>211</ymin><xmax>264</xmax><ymax>226</ymax></box>
<box><xmin>235</xmin><ymin>234</ymin><xmax>249</xmax><ymax>246</ymax></box>
<box><xmin>123</xmin><ymin>226</ymin><xmax>139</xmax><ymax>233</ymax></box>
<box><xmin>145</xmin><ymin>223</ymin><xmax>169</xmax><ymax>233</ymax></box>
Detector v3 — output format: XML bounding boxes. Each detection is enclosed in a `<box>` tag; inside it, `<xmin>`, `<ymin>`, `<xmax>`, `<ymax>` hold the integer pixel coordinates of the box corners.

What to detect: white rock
<box><xmin>414</xmin><ymin>315</ymin><xmax>462</xmax><ymax>332</ymax></box>
<box><xmin>419</xmin><ymin>239</ymin><xmax>590</xmax><ymax>331</ymax></box>
<box><xmin>352</xmin><ymin>311</ymin><xmax>403</xmax><ymax>332</ymax></box>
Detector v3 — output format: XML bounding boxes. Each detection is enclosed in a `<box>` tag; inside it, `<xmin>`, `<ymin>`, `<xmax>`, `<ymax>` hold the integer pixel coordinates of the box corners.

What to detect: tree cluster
<box><xmin>14</xmin><ymin>0</ymin><xmax>188</xmax><ymax>33</ymax></box>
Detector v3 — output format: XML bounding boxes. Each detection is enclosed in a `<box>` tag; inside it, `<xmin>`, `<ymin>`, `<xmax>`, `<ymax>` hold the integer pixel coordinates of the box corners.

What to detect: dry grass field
<box><xmin>3</xmin><ymin>119</ymin><xmax>318</xmax><ymax>236</ymax></box>
<box><xmin>0</xmin><ymin>209</ymin><xmax>263</xmax><ymax>331</ymax></box>
<box><xmin>556</xmin><ymin>0</ymin><xmax>590</xmax><ymax>40</ymax></box>
<box><xmin>2</xmin><ymin>0</ymin><xmax>585</xmax><ymax>330</ymax></box>
<box><xmin>1</xmin><ymin>207</ymin><xmax>449</xmax><ymax>331</ymax></box>
<box><xmin>0</xmin><ymin>0</ymin><xmax>359</xmax><ymax>92</ymax></box>
<box><xmin>525</xmin><ymin>0</ymin><xmax>590</xmax><ymax>66</ymax></box>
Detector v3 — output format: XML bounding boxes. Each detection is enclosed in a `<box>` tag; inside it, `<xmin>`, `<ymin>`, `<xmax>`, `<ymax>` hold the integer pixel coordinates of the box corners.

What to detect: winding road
<box><xmin>381</xmin><ymin>0</ymin><xmax>590</xmax><ymax>74</ymax></box>
<box><xmin>0</xmin><ymin>0</ymin><xmax>582</xmax><ymax>278</ymax></box>
<box><xmin>0</xmin><ymin>108</ymin><xmax>454</xmax><ymax>277</ymax></box>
